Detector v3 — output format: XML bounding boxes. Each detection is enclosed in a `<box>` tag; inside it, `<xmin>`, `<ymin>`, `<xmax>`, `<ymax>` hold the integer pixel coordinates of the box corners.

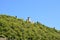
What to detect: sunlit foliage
<box><xmin>0</xmin><ymin>14</ymin><xmax>60</xmax><ymax>40</ymax></box>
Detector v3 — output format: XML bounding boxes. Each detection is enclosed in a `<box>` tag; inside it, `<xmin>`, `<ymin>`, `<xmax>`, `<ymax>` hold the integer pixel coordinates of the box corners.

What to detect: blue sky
<box><xmin>0</xmin><ymin>0</ymin><xmax>60</xmax><ymax>30</ymax></box>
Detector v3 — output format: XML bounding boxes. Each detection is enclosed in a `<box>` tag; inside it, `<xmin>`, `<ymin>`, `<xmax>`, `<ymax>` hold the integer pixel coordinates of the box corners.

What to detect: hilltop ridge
<box><xmin>0</xmin><ymin>14</ymin><xmax>60</xmax><ymax>40</ymax></box>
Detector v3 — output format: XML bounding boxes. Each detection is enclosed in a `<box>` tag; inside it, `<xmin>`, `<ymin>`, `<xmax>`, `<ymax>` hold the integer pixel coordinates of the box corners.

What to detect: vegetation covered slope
<box><xmin>0</xmin><ymin>14</ymin><xmax>60</xmax><ymax>40</ymax></box>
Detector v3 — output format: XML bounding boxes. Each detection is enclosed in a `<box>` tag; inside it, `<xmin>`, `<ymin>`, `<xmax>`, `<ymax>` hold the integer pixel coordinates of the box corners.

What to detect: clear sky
<box><xmin>0</xmin><ymin>0</ymin><xmax>60</xmax><ymax>30</ymax></box>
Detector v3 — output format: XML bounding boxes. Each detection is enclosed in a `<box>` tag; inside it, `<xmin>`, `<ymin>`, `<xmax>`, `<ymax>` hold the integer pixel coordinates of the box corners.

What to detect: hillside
<box><xmin>0</xmin><ymin>14</ymin><xmax>60</xmax><ymax>40</ymax></box>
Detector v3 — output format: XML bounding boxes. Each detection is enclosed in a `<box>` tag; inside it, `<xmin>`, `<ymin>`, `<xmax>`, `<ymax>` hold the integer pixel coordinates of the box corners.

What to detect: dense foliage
<box><xmin>0</xmin><ymin>14</ymin><xmax>60</xmax><ymax>40</ymax></box>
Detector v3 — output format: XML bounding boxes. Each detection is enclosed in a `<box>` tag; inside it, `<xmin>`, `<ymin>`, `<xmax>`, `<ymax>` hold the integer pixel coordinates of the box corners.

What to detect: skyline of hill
<box><xmin>0</xmin><ymin>14</ymin><xmax>60</xmax><ymax>40</ymax></box>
